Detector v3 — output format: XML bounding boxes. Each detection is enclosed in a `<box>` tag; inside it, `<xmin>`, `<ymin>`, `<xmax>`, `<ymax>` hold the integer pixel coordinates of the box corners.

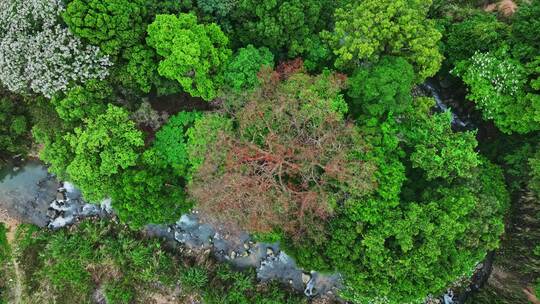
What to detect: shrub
<box><xmin>181</xmin><ymin>267</ymin><xmax>208</xmax><ymax>291</ymax></box>
<box><xmin>0</xmin><ymin>224</ymin><xmax>9</xmax><ymax>304</ymax></box>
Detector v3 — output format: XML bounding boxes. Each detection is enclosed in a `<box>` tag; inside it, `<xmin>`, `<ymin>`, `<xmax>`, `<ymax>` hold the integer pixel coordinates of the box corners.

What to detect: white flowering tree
<box><xmin>453</xmin><ymin>50</ymin><xmax>540</xmax><ymax>134</ymax></box>
<box><xmin>0</xmin><ymin>0</ymin><xmax>112</xmax><ymax>98</ymax></box>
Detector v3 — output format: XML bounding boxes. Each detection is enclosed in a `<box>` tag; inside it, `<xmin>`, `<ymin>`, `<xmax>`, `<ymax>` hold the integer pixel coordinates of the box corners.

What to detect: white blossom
<box><xmin>0</xmin><ymin>0</ymin><xmax>112</xmax><ymax>98</ymax></box>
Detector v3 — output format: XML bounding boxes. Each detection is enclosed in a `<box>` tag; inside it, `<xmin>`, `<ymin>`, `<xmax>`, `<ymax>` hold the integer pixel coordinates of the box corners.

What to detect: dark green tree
<box><xmin>223</xmin><ymin>45</ymin><xmax>274</xmax><ymax>92</ymax></box>
<box><xmin>63</xmin><ymin>0</ymin><xmax>148</xmax><ymax>56</ymax></box>
<box><xmin>229</xmin><ymin>0</ymin><xmax>334</xmax><ymax>58</ymax></box>
<box><xmin>511</xmin><ymin>1</ymin><xmax>540</xmax><ymax>62</ymax></box>
<box><xmin>0</xmin><ymin>95</ymin><xmax>29</xmax><ymax>157</ymax></box>
<box><xmin>444</xmin><ymin>12</ymin><xmax>509</xmax><ymax>65</ymax></box>
<box><xmin>197</xmin><ymin>0</ymin><xmax>238</xmax><ymax>18</ymax></box>
<box><xmin>348</xmin><ymin>56</ymin><xmax>415</xmax><ymax>118</ymax></box>
<box><xmin>109</xmin><ymin>164</ymin><xmax>189</xmax><ymax>228</ymax></box>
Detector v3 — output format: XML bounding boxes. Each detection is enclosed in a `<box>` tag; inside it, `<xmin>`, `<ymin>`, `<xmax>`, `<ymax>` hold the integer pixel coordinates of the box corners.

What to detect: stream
<box><xmin>421</xmin><ymin>79</ymin><xmax>475</xmax><ymax>131</ymax></box>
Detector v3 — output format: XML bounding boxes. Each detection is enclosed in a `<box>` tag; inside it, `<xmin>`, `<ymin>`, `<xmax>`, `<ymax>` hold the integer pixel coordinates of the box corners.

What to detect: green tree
<box><xmin>348</xmin><ymin>56</ymin><xmax>415</xmax><ymax>118</ymax></box>
<box><xmin>30</xmin><ymin>97</ymin><xmax>74</xmax><ymax>179</ymax></box>
<box><xmin>324</xmin><ymin>0</ymin><xmax>442</xmax><ymax>80</ymax></box>
<box><xmin>151</xmin><ymin>111</ymin><xmax>202</xmax><ymax>177</ymax></box>
<box><xmin>229</xmin><ymin>0</ymin><xmax>334</xmax><ymax>58</ymax></box>
<box><xmin>109</xmin><ymin>164</ymin><xmax>189</xmax><ymax>228</ymax></box>
<box><xmin>109</xmin><ymin>111</ymin><xmax>204</xmax><ymax>227</ymax></box>
<box><xmin>338</xmin><ymin>160</ymin><xmax>508</xmax><ymax>303</ymax></box>
<box><xmin>406</xmin><ymin>111</ymin><xmax>480</xmax><ymax>181</ymax></box>
<box><xmin>117</xmin><ymin>45</ymin><xmax>183</xmax><ymax>96</ymax></box>
<box><xmin>0</xmin><ymin>95</ymin><xmax>28</xmax><ymax>157</ymax></box>
<box><xmin>444</xmin><ymin>12</ymin><xmax>509</xmax><ymax>64</ymax></box>
<box><xmin>146</xmin><ymin>13</ymin><xmax>232</xmax><ymax>101</ymax></box>
<box><xmin>63</xmin><ymin>0</ymin><xmax>148</xmax><ymax>56</ymax></box>
<box><xmin>223</xmin><ymin>45</ymin><xmax>274</xmax><ymax>92</ymax></box>
<box><xmin>511</xmin><ymin>1</ymin><xmax>540</xmax><ymax>62</ymax></box>
<box><xmin>65</xmin><ymin>104</ymin><xmax>144</xmax><ymax>201</ymax></box>
<box><xmin>186</xmin><ymin>113</ymin><xmax>233</xmax><ymax>175</ymax></box>
<box><xmin>51</xmin><ymin>80</ymin><xmax>112</xmax><ymax>125</ymax></box>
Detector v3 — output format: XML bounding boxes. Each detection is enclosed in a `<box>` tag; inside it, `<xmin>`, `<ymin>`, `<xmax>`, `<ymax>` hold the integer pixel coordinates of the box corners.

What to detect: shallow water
<box><xmin>0</xmin><ymin>160</ymin><xmax>48</xmax><ymax>192</ymax></box>
<box><xmin>0</xmin><ymin>160</ymin><xmax>57</xmax><ymax>226</ymax></box>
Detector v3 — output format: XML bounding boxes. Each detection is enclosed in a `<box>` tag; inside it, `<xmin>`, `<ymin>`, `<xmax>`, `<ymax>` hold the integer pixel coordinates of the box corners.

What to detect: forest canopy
<box><xmin>1</xmin><ymin>0</ymin><xmax>539</xmax><ymax>303</ymax></box>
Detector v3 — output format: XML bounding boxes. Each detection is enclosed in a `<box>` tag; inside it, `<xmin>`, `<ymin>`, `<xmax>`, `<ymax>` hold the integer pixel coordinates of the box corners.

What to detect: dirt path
<box><xmin>1</xmin><ymin>208</ymin><xmax>23</xmax><ymax>304</ymax></box>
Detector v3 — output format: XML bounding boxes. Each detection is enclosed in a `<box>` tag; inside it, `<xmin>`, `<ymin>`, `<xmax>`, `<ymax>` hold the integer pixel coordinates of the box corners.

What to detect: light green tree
<box><xmin>406</xmin><ymin>111</ymin><xmax>480</xmax><ymax>181</ymax></box>
<box><xmin>51</xmin><ymin>80</ymin><xmax>112</xmax><ymax>125</ymax></box>
<box><xmin>65</xmin><ymin>104</ymin><xmax>144</xmax><ymax>201</ymax></box>
<box><xmin>146</xmin><ymin>13</ymin><xmax>232</xmax><ymax>101</ymax></box>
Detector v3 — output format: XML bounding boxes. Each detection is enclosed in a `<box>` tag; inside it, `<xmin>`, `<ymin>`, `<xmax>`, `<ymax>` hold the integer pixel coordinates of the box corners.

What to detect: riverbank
<box><xmin>10</xmin><ymin>220</ymin><xmax>311</xmax><ymax>303</ymax></box>
<box><xmin>0</xmin><ymin>208</ymin><xmax>18</xmax><ymax>243</ymax></box>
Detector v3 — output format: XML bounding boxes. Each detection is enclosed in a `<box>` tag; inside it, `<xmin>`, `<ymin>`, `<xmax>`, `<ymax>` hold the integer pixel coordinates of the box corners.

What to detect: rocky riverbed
<box><xmin>0</xmin><ymin>160</ymin><xmax>343</xmax><ymax>299</ymax></box>
<box><xmin>144</xmin><ymin>213</ymin><xmax>343</xmax><ymax>298</ymax></box>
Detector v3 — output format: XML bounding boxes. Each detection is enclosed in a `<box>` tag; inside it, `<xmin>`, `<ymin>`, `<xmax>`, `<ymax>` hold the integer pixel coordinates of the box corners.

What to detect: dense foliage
<box><xmin>1</xmin><ymin>0</ymin><xmax>539</xmax><ymax>303</ymax></box>
<box><xmin>324</xmin><ymin>0</ymin><xmax>443</xmax><ymax>79</ymax></box>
